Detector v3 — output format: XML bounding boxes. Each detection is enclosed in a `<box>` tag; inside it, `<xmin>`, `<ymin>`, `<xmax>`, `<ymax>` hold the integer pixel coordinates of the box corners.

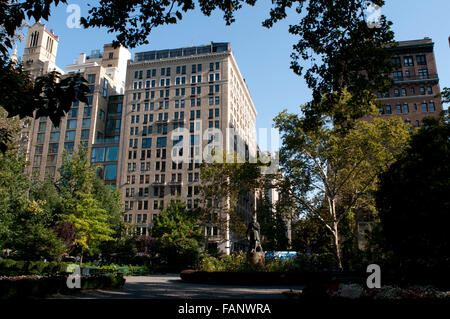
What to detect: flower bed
<box><xmin>284</xmin><ymin>283</ymin><xmax>450</xmax><ymax>300</ymax></box>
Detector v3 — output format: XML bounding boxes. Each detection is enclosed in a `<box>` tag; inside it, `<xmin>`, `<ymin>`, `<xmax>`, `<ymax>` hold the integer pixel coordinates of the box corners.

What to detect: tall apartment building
<box><xmin>20</xmin><ymin>22</ymin><xmax>131</xmax><ymax>181</ymax></box>
<box><xmin>374</xmin><ymin>38</ymin><xmax>442</xmax><ymax>126</ymax></box>
<box><xmin>357</xmin><ymin>38</ymin><xmax>443</xmax><ymax>250</ymax></box>
<box><xmin>119</xmin><ymin>43</ymin><xmax>257</xmax><ymax>254</ymax></box>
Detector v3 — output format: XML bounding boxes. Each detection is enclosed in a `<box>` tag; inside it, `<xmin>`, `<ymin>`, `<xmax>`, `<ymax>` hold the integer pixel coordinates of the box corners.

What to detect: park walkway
<box><xmin>50</xmin><ymin>274</ymin><xmax>304</xmax><ymax>299</ymax></box>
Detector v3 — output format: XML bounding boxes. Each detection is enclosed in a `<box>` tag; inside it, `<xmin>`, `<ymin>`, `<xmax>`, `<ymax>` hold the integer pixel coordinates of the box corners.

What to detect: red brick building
<box><xmin>373</xmin><ymin>38</ymin><xmax>443</xmax><ymax>126</ymax></box>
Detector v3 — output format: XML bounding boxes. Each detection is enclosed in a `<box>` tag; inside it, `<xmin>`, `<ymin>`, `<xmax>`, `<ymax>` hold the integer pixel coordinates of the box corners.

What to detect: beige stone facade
<box><xmin>20</xmin><ymin>22</ymin><xmax>130</xmax><ymax>181</ymax></box>
<box><xmin>119</xmin><ymin>43</ymin><xmax>257</xmax><ymax>253</ymax></box>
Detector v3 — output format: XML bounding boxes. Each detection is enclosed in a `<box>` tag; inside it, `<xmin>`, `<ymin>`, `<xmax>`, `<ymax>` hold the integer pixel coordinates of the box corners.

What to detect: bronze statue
<box><xmin>246</xmin><ymin>214</ymin><xmax>263</xmax><ymax>253</ymax></box>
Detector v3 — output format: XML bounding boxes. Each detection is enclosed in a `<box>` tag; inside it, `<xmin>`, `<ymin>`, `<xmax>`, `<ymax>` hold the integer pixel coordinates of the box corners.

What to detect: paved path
<box><xmin>50</xmin><ymin>274</ymin><xmax>304</xmax><ymax>299</ymax></box>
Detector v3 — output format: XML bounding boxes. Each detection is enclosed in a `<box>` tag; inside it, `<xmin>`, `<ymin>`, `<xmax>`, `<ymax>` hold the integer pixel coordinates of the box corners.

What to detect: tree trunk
<box><xmin>80</xmin><ymin>247</ymin><xmax>84</xmax><ymax>265</ymax></box>
<box><xmin>329</xmin><ymin>197</ymin><xmax>343</xmax><ymax>271</ymax></box>
<box><xmin>333</xmin><ymin>221</ymin><xmax>343</xmax><ymax>271</ymax></box>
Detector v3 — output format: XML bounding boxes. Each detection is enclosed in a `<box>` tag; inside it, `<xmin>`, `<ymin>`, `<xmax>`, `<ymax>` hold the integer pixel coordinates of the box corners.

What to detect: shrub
<box><xmin>0</xmin><ymin>259</ymin><xmax>70</xmax><ymax>276</ymax></box>
<box><xmin>196</xmin><ymin>251</ymin><xmax>339</xmax><ymax>273</ymax></box>
<box><xmin>0</xmin><ymin>273</ymin><xmax>125</xmax><ymax>299</ymax></box>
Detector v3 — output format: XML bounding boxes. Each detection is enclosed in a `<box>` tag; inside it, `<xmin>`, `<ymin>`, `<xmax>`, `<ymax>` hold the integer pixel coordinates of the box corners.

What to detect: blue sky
<box><xmin>15</xmin><ymin>0</ymin><xmax>450</xmax><ymax>133</ymax></box>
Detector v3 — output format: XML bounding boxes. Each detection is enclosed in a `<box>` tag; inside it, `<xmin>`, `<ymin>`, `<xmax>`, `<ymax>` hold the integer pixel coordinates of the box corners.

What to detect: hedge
<box><xmin>0</xmin><ymin>274</ymin><xmax>125</xmax><ymax>299</ymax></box>
<box><xmin>0</xmin><ymin>259</ymin><xmax>149</xmax><ymax>277</ymax></box>
<box><xmin>0</xmin><ymin>259</ymin><xmax>70</xmax><ymax>276</ymax></box>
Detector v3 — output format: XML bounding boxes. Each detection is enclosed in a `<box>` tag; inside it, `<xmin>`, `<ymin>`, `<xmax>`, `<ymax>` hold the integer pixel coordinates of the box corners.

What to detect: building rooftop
<box><xmin>387</xmin><ymin>37</ymin><xmax>434</xmax><ymax>53</ymax></box>
<box><xmin>134</xmin><ymin>42</ymin><xmax>231</xmax><ymax>62</ymax></box>
<box><xmin>396</xmin><ymin>38</ymin><xmax>433</xmax><ymax>46</ymax></box>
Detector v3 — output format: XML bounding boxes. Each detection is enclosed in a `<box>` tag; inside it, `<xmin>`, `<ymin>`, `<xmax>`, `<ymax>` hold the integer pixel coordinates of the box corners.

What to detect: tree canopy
<box><xmin>0</xmin><ymin>0</ymin><xmax>396</xmax><ymax>151</ymax></box>
<box><xmin>274</xmin><ymin>91</ymin><xmax>411</xmax><ymax>269</ymax></box>
<box><xmin>152</xmin><ymin>200</ymin><xmax>202</xmax><ymax>269</ymax></box>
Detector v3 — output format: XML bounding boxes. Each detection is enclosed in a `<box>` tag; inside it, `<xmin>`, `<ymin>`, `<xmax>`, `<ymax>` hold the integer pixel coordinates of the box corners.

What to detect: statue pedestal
<box><xmin>248</xmin><ymin>251</ymin><xmax>265</xmax><ymax>266</ymax></box>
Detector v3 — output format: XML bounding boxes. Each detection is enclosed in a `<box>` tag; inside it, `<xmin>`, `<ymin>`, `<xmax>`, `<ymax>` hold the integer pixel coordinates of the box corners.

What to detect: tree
<box><xmin>256</xmin><ymin>195</ymin><xmax>289</xmax><ymax>251</ymax></box>
<box><xmin>291</xmin><ymin>214</ymin><xmax>334</xmax><ymax>255</ymax></box>
<box><xmin>274</xmin><ymin>91</ymin><xmax>410</xmax><ymax>270</ymax></box>
<box><xmin>5</xmin><ymin>199</ymin><xmax>66</xmax><ymax>261</ymax></box>
<box><xmin>152</xmin><ymin>201</ymin><xmax>202</xmax><ymax>270</ymax></box>
<box><xmin>57</xmin><ymin>146</ymin><xmax>122</xmax><ymax>263</ymax></box>
<box><xmin>64</xmin><ymin>192</ymin><xmax>115</xmax><ymax>264</ymax></box>
<box><xmin>374</xmin><ymin>116</ymin><xmax>450</xmax><ymax>285</ymax></box>
<box><xmin>0</xmin><ymin>108</ymin><xmax>66</xmax><ymax>260</ymax></box>
<box><xmin>198</xmin><ymin>151</ymin><xmax>261</xmax><ymax>253</ymax></box>
<box><xmin>1</xmin><ymin>0</ymin><xmax>395</xmax><ymax>151</ymax></box>
<box><xmin>0</xmin><ymin>108</ymin><xmax>26</xmax><ymax>247</ymax></box>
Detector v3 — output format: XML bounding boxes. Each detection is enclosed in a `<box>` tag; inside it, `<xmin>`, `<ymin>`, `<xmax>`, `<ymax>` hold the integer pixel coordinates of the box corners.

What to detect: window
<box><xmin>106</xmin><ymin>146</ymin><xmax>119</xmax><ymax>161</ymax></box>
<box><xmin>157</xmin><ymin>137</ymin><xmax>167</xmax><ymax>148</ymax></box>
<box><xmin>105</xmin><ymin>165</ymin><xmax>117</xmax><ymax>181</ymax></box>
<box><xmin>67</xmin><ymin>119</ymin><xmax>77</xmax><ymax>129</ymax></box>
<box><xmin>81</xmin><ymin>129</ymin><xmax>89</xmax><ymax>140</ymax></box>
<box><xmin>416</xmin><ymin>55</ymin><xmax>427</xmax><ymax>65</ymax></box>
<box><xmin>142</xmin><ymin>138</ymin><xmax>152</xmax><ymax>148</ymax></box>
<box><xmin>82</xmin><ymin>118</ymin><xmax>91</xmax><ymax>128</ymax></box>
<box><xmin>91</xmin><ymin>148</ymin><xmax>105</xmax><ymax>162</ymax></box>
<box><xmin>427</xmin><ymin>86</ymin><xmax>432</xmax><ymax>95</ymax></box>
<box><xmin>391</xmin><ymin>57</ymin><xmax>400</xmax><ymax>66</ymax></box>
<box><xmin>422</xmin><ymin>103</ymin><xmax>428</xmax><ymax>113</ymax></box>
<box><xmin>36</xmin><ymin>133</ymin><xmax>45</xmax><ymax>143</ymax></box>
<box><xmin>65</xmin><ymin>130</ymin><xmax>76</xmax><ymax>141</ymax></box>
<box><xmin>47</xmin><ymin>154</ymin><xmax>57</xmax><ymax>166</ymax></box>
<box><xmin>385</xmin><ymin>105</ymin><xmax>392</xmax><ymax>114</ymax></box>
<box><xmin>429</xmin><ymin>102</ymin><xmax>435</xmax><ymax>112</ymax></box>
<box><xmin>394</xmin><ymin>89</ymin><xmax>400</xmax><ymax>97</ymax></box>
<box><xmin>69</xmin><ymin>108</ymin><xmax>78</xmax><ymax>118</ymax></box>
<box><xmin>401</xmin><ymin>88</ymin><xmax>407</xmax><ymax>96</ymax></box>
<box><xmin>403</xmin><ymin>56</ymin><xmax>414</xmax><ymax>67</ymax></box>
<box><xmin>64</xmin><ymin>142</ymin><xmax>74</xmax><ymax>151</ymax></box>
<box><xmin>420</xmin><ymin>87</ymin><xmax>425</xmax><ymax>95</ymax></box>
<box><xmin>50</xmin><ymin>132</ymin><xmax>60</xmax><ymax>142</ymax></box>
<box><xmin>215</xmin><ymin>96</ymin><xmax>220</xmax><ymax>105</ymax></box>
<box><xmin>411</xmin><ymin>87</ymin><xmax>415</xmax><ymax>95</ymax></box>
<box><xmin>418</xmin><ymin>69</ymin><xmax>429</xmax><ymax>79</ymax></box>
<box><xmin>84</xmin><ymin>107</ymin><xmax>92</xmax><ymax>117</ymax></box>
<box><xmin>393</xmin><ymin>71</ymin><xmax>403</xmax><ymax>81</ymax></box>
<box><xmin>402</xmin><ymin>104</ymin><xmax>409</xmax><ymax>114</ymax></box>
<box><xmin>38</xmin><ymin>122</ymin><xmax>46</xmax><ymax>132</ymax></box>
<box><xmin>87</xmin><ymin>74</ymin><xmax>96</xmax><ymax>83</ymax></box>
<box><xmin>48</xmin><ymin>143</ymin><xmax>58</xmax><ymax>153</ymax></box>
